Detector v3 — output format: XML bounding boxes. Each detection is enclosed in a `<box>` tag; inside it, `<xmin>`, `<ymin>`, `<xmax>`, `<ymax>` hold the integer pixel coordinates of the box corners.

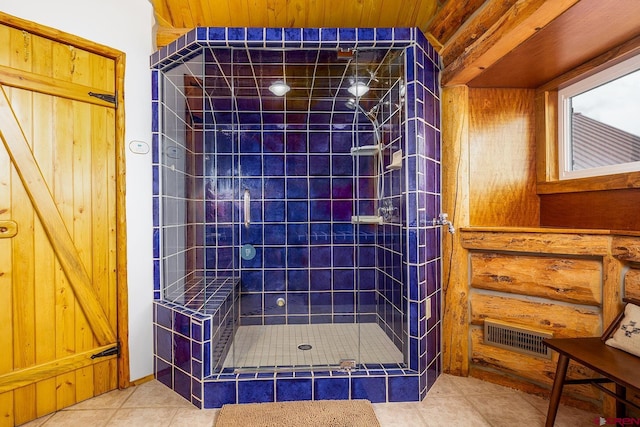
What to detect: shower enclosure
<box><xmin>152</xmin><ymin>27</ymin><xmax>442</xmax><ymax>408</ymax></box>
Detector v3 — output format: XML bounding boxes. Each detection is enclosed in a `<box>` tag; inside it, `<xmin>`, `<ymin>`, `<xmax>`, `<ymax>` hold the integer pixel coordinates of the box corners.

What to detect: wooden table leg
<box><xmin>615</xmin><ymin>383</ymin><xmax>626</xmax><ymax>418</ymax></box>
<box><xmin>546</xmin><ymin>354</ymin><xmax>570</xmax><ymax>427</ymax></box>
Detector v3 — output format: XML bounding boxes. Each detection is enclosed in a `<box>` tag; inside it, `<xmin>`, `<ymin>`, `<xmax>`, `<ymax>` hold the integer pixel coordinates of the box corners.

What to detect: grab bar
<box><xmin>243</xmin><ymin>189</ymin><xmax>250</xmax><ymax>228</ymax></box>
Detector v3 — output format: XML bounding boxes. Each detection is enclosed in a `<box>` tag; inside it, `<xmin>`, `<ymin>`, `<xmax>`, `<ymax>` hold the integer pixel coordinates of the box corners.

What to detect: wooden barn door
<box><xmin>0</xmin><ymin>15</ymin><xmax>127</xmax><ymax>426</ymax></box>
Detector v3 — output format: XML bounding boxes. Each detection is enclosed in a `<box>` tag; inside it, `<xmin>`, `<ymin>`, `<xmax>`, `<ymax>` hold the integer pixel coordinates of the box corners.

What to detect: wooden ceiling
<box><xmin>150</xmin><ymin>0</ymin><xmax>482</xmax><ymax>53</ymax></box>
<box><xmin>150</xmin><ymin>0</ymin><xmax>640</xmax><ymax>88</ymax></box>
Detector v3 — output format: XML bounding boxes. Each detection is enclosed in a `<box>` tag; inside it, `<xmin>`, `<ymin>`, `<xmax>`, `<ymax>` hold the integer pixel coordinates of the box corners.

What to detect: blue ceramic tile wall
<box><xmin>152</xmin><ymin>26</ymin><xmax>440</xmax><ymax>407</ymax></box>
<box><xmin>204</xmin><ymin>123</ymin><xmax>378</xmax><ymax>325</ymax></box>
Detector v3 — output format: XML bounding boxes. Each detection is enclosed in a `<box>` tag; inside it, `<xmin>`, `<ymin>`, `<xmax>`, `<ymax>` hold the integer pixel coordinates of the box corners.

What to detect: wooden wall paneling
<box><xmin>469</xmin><ymin>328</ymin><xmax>600</xmax><ymax>401</ymax></box>
<box><xmin>470</xmin><ymin>253</ymin><xmax>602</xmax><ymax>306</ymax></box>
<box><xmin>460</xmin><ymin>230</ymin><xmax>611</xmax><ymax>255</ymax></box>
<box><xmin>441</xmin><ymin>86</ymin><xmax>470</xmax><ymax>375</ymax></box>
<box><xmin>468</xmin><ymin>89</ymin><xmax>539</xmax><ymax>227</ymax></box>
<box><xmin>625</xmin><ymin>268</ymin><xmax>640</xmax><ymax>300</ymax></box>
<box><xmin>612</xmin><ymin>236</ymin><xmax>640</xmax><ymax>264</ymax></box>
<box><xmin>540</xmin><ymin>190</ymin><xmax>640</xmax><ymax>231</ymax></box>
<box><xmin>534</xmin><ymin>90</ymin><xmax>558</xmax><ymax>183</ymax></box>
<box><xmin>537</xmin><ymin>171</ymin><xmax>640</xmax><ymax>194</ymax></box>
<box><xmin>470</xmin><ymin>293</ymin><xmax>601</xmax><ymax>337</ymax></box>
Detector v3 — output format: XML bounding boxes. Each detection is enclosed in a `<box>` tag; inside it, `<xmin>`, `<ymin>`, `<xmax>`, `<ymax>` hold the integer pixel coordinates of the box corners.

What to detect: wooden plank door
<box><xmin>0</xmin><ymin>16</ymin><xmax>125</xmax><ymax>426</ymax></box>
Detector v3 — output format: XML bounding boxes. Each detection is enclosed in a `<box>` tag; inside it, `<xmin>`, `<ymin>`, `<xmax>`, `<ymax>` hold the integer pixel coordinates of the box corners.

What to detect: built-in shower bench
<box><xmin>154</xmin><ymin>275</ymin><xmax>239</xmax><ymax>391</ymax></box>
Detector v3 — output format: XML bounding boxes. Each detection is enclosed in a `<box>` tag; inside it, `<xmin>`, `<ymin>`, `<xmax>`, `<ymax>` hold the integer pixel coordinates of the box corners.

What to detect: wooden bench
<box><xmin>543</xmin><ymin>297</ymin><xmax>640</xmax><ymax>426</ymax></box>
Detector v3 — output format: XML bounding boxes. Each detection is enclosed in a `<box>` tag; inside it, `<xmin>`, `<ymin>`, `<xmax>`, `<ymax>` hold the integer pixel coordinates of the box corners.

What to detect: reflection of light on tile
<box><xmin>224</xmin><ymin>323</ymin><xmax>403</xmax><ymax>368</ymax></box>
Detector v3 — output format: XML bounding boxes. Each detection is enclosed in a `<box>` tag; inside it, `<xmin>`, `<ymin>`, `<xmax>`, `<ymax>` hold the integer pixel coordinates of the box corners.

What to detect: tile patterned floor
<box><xmin>19</xmin><ymin>373</ymin><xmax>599</xmax><ymax>426</ymax></box>
<box><xmin>224</xmin><ymin>323</ymin><xmax>404</xmax><ymax>368</ymax></box>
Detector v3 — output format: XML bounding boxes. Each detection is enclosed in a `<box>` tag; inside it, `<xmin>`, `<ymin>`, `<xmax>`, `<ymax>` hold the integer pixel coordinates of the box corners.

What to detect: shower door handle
<box><xmin>243</xmin><ymin>189</ymin><xmax>250</xmax><ymax>228</ymax></box>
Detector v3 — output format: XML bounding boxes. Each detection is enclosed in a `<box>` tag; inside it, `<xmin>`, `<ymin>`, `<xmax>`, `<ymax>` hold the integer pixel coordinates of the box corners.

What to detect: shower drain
<box><xmin>297</xmin><ymin>344</ymin><xmax>312</xmax><ymax>351</ymax></box>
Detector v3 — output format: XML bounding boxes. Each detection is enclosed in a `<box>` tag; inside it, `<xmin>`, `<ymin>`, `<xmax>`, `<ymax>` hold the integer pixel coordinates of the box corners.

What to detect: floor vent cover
<box><xmin>484</xmin><ymin>319</ymin><xmax>553</xmax><ymax>359</ymax></box>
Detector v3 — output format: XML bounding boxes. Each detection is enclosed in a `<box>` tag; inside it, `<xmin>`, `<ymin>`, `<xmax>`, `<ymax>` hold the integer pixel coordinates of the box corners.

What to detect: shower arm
<box><xmin>244</xmin><ymin>189</ymin><xmax>250</xmax><ymax>228</ymax></box>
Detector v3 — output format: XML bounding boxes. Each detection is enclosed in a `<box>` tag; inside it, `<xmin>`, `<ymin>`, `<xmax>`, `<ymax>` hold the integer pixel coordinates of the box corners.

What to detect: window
<box><xmin>558</xmin><ymin>55</ymin><xmax>640</xmax><ymax>180</ymax></box>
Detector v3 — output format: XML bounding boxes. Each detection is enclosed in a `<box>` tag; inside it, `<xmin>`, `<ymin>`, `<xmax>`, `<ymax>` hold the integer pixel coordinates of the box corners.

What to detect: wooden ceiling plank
<box><xmin>165</xmin><ymin>0</ymin><xmax>191</xmax><ymax>28</ymax></box>
<box><xmin>149</xmin><ymin>0</ymin><xmax>173</xmax><ymax>28</ymax></box>
<box><xmin>396</xmin><ymin>0</ymin><xmax>422</xmax><ymax>28</ymax></box>
<box><xmin>246</xmin><ymin>0</ymin><xmax>265</xmax><ymax>27</ymax></box>
<box><xmin>427</xmin><ymin>0</ymin><xmax>486</xmax><ymax>46</ymax></box>
<box><xmin>441</xmin><ymin>0</ymin><xmax>580</xmax><ymax>86</ymax></box>
<box><xmin>305</xmin><ymin>0</ymin><xmax>326</xmax><ymax>28</ymax></box>
<box><xmin>323</xmin><ymin>0</ymin><xmax>347</xmax><ymax>28</ymax></box>
<box><xmin>195</xmin><ymin>0</ymin><xmax>214</xmax><ymax>27</ymax></box>
<box><xmin>357</xmin><ymin>0</ymin><xmax>381</xmax><ymax>28</ymax></box>
<box><xmin>413</xmin><ymin>0</ymin><xmax>440</xmax><ymax>32</ymax></box>
<box><xmin>228</xmin><ymin>0</ymin><xmax>251</xmax><ymax>28</ymax></box>
<box><xmin>264</xmin><ymin>0</ymin><xmax>286</xmax><ymax>28</ymax></box>
<box><xmin>377</xmin><ymin>0</ymin><xmax>403</xmax><ymax>28</ymax></box>
<box><xmin>286</xmin><ymin>0</ymin><xmax>307</xmax><ymax>27</ymax></box>
<box><xmin>156</xmin><ymin>26</ymin><xmax>191</xmax><ymax>48</ymax></box>
<box><xmin>210</xmin><ymin>1</ymin><xmax>233</xmax><ymax>26</ymax></box>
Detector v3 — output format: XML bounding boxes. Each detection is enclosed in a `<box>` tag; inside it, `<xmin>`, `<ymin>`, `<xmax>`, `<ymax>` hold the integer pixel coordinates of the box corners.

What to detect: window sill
<box><xmin>537</xmin><ymin>170</ymin><xmax>640</xmax><ymax>194</ymax></box>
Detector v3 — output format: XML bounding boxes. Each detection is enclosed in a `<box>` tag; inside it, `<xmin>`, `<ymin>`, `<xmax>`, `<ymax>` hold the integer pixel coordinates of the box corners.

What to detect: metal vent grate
<box><xmin>484</xmin><ymin>319</ymin><xmax>553</xmax><ymax>359</ymax></box>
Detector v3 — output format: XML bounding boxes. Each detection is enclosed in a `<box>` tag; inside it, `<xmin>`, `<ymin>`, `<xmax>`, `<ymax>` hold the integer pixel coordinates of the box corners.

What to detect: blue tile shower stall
<box><xmin>151</xmin><ymin>27</ymin><xmax>442</xmax><ymax>408</ymax></box>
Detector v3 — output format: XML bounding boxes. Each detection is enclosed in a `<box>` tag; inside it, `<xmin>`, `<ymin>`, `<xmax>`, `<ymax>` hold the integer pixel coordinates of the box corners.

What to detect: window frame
<box><xmin>558</xmin><ymin>54</ymin><xmax>640</xmax><ymax>180</ymax></box>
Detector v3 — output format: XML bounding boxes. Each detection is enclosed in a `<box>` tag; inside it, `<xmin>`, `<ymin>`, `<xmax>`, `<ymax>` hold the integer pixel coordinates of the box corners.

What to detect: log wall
<box><xmin>458</xmin><ymin>227</ymin><xmax>640</xmax><ymax>414</ymax></box>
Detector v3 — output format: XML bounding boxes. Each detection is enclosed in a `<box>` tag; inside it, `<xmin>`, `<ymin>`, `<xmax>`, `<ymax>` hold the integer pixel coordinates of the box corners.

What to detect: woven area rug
<box><xmin>214</xmin><ymin>399</ymin><xmax>381</xmax><ymax>427</ymax></box>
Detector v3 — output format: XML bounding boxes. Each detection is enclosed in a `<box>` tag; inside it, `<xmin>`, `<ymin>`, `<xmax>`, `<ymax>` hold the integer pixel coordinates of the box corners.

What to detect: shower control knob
<box><xmin>276</xmin><ymin>298</ymin><xmax>285</xmax><ymax>307</ymax></box>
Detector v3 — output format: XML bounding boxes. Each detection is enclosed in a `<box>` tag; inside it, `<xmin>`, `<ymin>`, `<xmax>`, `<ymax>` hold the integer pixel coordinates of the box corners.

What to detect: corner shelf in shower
<box><xmin>351</xmin><ymin>215</ymin><xmax>383</xmax><ymax>225</ymax></box>
<box><xmin>350</xmin><ymin>144</ymin><xmax>380</xmax><ymax>156</ymax></box>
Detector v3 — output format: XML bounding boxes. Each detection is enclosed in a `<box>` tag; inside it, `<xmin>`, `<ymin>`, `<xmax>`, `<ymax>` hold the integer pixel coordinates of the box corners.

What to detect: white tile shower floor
<box><xmin>223</xmin><ymin>323</ymin><xmax>405</xmax><ymax>369</ymax></box>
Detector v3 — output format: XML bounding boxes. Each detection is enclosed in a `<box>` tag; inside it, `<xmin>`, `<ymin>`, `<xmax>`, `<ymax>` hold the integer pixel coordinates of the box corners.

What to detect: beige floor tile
<box><xmin>372</xmin><ymin>402</ymin><xmax>428</xmax><ymax>427</ymax></box>
<box><xmin>519</xmin><ymin>392</ymin><xmax>600</xmax><ymax>427</ymax></box>
<box><xmin>168</xmin><ymin>408</ymin><xmax>219</xmax><ymax>427</ymax></box>
<box><xmin>430</xmin><ymin>373</ymin><xmax>516</xmax><ymax>397</ymax></box>
<box><xmin>66</xmin><ymin>388</ymin><xmax>136</xmax><ymax>410</ymax></box>
<box><xmin>19</xmin><ymin>377</ymin><xmax>604</xmax><ymax>427</ymax></box>
<box><xmin>465</xmin><ymin>392</ymin><xmax>546</xmax><ymax>427</ymax></box>
<box><xmin>417</xmin><ymin>396</ymin><xmax>491</xmax><ymax>427</ymax></box>
<box><xmin>107</xmin><ymin>408</ymin><xmax>177</xmax><ymax>427</ymax></box>
<box><xmin>40</xmin><ymin>409</ymin><xmax>116</xmax><ymax>427</ymax></box>
<box><xmin>121</xmin><ymin>381</ymin><xmax>193</xmax><ymax>408</ymax></box>
<box><xmin>16</xmin><ymin>414</ymin><xmax>53</xmax><ymax>427</ymax></box>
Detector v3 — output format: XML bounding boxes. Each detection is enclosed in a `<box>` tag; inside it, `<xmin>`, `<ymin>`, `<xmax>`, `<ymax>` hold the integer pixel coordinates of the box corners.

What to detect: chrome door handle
<box><xmin>243</xmin><ymin>189</ymin><xmax>250</xmax><ymax>228</ymax></box>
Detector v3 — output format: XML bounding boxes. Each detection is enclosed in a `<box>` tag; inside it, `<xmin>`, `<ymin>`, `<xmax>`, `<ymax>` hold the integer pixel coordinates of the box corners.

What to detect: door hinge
<box><xmin>91</xmin><ymin>343</ymin><xmax>120</xmax><ymax>359</ymax></box>
<box><xmin>88</xmin><ymin>91</ymin><xmax>117</xmax><ymax>106</ymax></box>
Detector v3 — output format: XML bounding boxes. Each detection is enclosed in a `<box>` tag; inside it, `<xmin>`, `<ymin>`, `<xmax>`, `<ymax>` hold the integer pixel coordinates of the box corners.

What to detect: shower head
<box><xmin>346</xmin><ymin>98</ymin><xmax>381</xmax><ymax>146</ymax></box>
<box><xmin>345</xmin><ymin>98</ymin><xmax>378</xmax><ymax>121</ymax></box>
